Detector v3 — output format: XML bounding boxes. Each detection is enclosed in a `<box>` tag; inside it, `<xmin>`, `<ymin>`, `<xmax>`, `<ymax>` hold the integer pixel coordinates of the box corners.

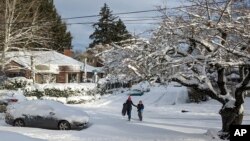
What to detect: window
<box><xmin>68</xmin><ymin>73</ymin><xmax>77</xmax><ymax>83</ymax></box>
<box><xmin>6</xmin><ymin>72</ymin><xmax>25</xmax><ymax>78</ymax></box>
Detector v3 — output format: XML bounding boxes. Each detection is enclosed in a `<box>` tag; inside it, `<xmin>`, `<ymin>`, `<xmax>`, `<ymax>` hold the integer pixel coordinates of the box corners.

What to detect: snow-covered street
<box><xmin>1</xmin><ymin>85</ymin><xmax>250</xmax><ymax>141</ymax></box>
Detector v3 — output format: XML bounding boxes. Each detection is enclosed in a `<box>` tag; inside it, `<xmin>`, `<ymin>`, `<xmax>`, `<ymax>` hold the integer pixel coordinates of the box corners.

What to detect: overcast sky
<box><xmin>54</xmin><ymin>0</ymin><xmax>181</xmax><ymax>51</ymax></box>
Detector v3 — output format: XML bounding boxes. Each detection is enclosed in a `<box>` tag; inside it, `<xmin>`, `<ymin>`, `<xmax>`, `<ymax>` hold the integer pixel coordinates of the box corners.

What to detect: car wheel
<box><xmin>14</xmin><ymin>119</ymin><xmax>25</xmax><ymax>127</ymax></box>
<box><xmin>58</xmin><ymin>121</ymin><xmax>71</xmax><ymax>130</ymax></box>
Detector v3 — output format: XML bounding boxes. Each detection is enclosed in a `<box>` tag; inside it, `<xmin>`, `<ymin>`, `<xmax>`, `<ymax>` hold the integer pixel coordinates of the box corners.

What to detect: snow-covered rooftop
<box><xmin>5</xmin><ymin>51</ymin><xmax>102</xmax><ymax>73</ymax></box>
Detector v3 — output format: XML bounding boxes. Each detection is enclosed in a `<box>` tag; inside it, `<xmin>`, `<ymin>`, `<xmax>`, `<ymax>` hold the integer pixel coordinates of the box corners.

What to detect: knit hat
<box><xmin>128</xmin><ymin>95</ymin><xmax>131</xmax><ymax>100</ymax></box>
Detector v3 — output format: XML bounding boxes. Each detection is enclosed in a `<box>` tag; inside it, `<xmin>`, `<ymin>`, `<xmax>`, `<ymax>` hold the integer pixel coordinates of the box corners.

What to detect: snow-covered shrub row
<box><xmin>67</xmin><ymin>95</ymin><xmax>97</xmax><ymax>104</ymax></box>
<box><xmin>26</xmin><ymin>95</ymin><xmax>101</xmax><ymax>104</ymax></box>
<box><xmin>23</xmin><ymin>83</ymin><xmax>100</xmax><ymax>104</ymax></box>
<box><xmin>1</xmin><ymin>77</ymin><xmax>32</xmax><ymax>90</ymax></box>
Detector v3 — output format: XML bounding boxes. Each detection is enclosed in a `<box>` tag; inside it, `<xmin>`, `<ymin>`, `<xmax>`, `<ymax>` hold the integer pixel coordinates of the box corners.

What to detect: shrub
<box><xmin>24</xmin><ymin>89</ymin><xmax>44</xmax><ymax>98</ymax></box>
<box><xmin>2</xmin><ymin>77</ymin><xmax>32</xmax><ymax>90</ymax></box>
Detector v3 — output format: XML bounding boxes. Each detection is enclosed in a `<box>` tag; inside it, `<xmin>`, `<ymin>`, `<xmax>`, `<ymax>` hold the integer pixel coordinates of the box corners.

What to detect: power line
<box><xmin>66</xmin><ymin>18</ymin><xmax>161</xmax><ymax>25</ymax></box>
<box><xmin>0</xmin><ymin>1</ymin><xmax>241</xmax><ymax>26</ymax></box>
<box><xmin>61</xmin><ymin>1</ymin><xmax>228</xmax><ymax>20</ymax></box>
<box><xmin>119</xmin><ymin>16</ymin><xmax>164</xmax><ymax>19</ymax></box>
<box><xmin>66</xmin><ymin>22</ymin><xmax>160</xmax><ymax>25</ymax></box>
<box><xmin>62</xmin><ymin>8</ymin><xmax>166</xmax><ymax>20</ymax></box>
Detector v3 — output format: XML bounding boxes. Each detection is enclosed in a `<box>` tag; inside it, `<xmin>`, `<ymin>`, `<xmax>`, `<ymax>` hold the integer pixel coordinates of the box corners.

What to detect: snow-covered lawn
<box><xmin>0</xmin><ymin>85</ymin><xmax>250</xmax><ymax>141</ymax></box>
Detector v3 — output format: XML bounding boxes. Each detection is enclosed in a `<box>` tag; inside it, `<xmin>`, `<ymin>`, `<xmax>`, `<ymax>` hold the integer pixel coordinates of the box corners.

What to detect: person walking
<box><xmin>125</xmin><ymin>95</ymin><xmax>136</xmax><ymax>121</ymax></box>
<box><xmin>137</xmin><ymin>100</ymin><xmax>144</xmax><ymax>121</ymax></box>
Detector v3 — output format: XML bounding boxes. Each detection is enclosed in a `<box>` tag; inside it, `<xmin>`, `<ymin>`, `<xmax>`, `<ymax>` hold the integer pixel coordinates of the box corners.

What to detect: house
<box><xmin>80</xmin><ymin>50</ymin><xmax>104</xmax><ymax>67</ymax></box>
<box><xmin>4</xmin><ymin>51</ymin><xmax>103</xmax><ymax>83</ymax></box>
<box><xmin>75</xmin><ymin>44</ymin><xmax>113</xmax><ymax>68</ymax></box>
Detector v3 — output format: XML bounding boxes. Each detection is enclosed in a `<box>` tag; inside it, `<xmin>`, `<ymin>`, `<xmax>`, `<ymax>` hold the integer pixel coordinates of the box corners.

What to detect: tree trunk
<box><xmin>219</xmin><ymin>107</ymin><xmax>244</xmax><ymax>139</ymax></box>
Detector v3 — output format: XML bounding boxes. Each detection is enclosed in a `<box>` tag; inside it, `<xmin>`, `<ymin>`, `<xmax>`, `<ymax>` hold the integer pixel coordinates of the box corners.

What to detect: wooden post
<box><xmin>84</xmin><ymin>58</ymin><xmax>87</xmax><ymax>82</ymax></box>
<box><xmin>31</xmin><ymin>55</ymin><xmax>35</xmax><ymax>84</ymax></box>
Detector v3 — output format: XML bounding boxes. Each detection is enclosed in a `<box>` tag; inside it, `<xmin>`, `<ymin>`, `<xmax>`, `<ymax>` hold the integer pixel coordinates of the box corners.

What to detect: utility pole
<box><xmin>84</xmin><ymin>58</ymin><xmax>87</xmax><ymax>82</ymax></box>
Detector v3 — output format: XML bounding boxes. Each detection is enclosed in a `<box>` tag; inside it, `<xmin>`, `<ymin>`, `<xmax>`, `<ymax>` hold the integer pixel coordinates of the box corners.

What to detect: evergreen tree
<box><xmin>39</xmin><ymin>0</ymin><xmax>72</xmax><ymax>52</ymax></box>
<box><xmin>89</xmin><ymin>3</ymin><xmax>131</xmax><ymax>47</ymax></box>
<box><xmin>114</xmin><ymin>19</ymin><xmax>132</xmax><ymax>45</ymax></box>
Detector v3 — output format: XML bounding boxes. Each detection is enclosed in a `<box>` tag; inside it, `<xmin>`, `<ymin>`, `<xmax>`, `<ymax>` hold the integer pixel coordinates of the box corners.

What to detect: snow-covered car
<box><xmin>0</xmin><ymin>90</ymin><xmax>26</xmax><ymax>113</ymax></box>
<box><xmin>5</xmin><ymin>100</ymin><xmax>89</xmax><ymax>130</ymax></box>
<box><xmin>127</xmin><ymin>89</ymin><xmax>144</xmax><ymax>96</ymax></box>
<box><xmin>131</xmin><ymin>81</ymin><xmax>150</xmax><ymax>93</ymax></box>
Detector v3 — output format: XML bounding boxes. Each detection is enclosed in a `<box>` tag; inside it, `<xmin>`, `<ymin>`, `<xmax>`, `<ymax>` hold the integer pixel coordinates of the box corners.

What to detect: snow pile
<box><xmin>40</xmin><ymin>96</ymin><xmax>67</xmax><ymax>104</ymax></box>
<box><xmin>67</xmin><ymin>95</ymin><xmax>96</xmax><ymax>104</ymax></box>
<box><xmin>26</xmin><ymin>96</ymin><xmax>38</xmax><ymax>100</ymax></box>
<box><xmin>7</xmin><ymin>100</ymin><xmax>89</xmax><ymax>123</ymax></box>
<box><xmin>0</xmin><ymin>89</ymin><xmax>27</xmax><ymax>102</ymax></box>
<box><xmin>205</xmin><ymin>129</ymin><xmax>221</xmax><ymax>140</ymax></box>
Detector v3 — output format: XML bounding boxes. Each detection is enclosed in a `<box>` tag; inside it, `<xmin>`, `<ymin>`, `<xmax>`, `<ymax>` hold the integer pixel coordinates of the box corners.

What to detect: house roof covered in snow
<box><xmin>5</xmin><ymin>51</ymin><xmax>102</xmax><ymax>73</ymax></box>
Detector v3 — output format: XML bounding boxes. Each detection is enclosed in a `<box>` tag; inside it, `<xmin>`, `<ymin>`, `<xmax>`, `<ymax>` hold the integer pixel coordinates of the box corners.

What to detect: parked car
<box><xmin>131</xmin><ymin>81</ymin><xmax>150</xmax><ymax>93</ymax></box>
<box><xmin>5</xmin><ymin>100</ymin><xmax>89</xmax><ymax>130</ymax></box>
<box><xmin>0</xmin><ymin>90</ymin><xmax>25</xmax><ymax>113</ymax></box>
<box><xmin>127</xmin><ymin>89</ymin><xmax>144</xmax><ymax>96</ymax></box>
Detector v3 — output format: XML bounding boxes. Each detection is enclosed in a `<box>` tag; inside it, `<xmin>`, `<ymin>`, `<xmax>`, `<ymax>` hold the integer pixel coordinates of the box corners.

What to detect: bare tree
<box><xmin>0</xmin><ymin>0</ymin><xmax>50</xmax><ymax>75</ymax></box>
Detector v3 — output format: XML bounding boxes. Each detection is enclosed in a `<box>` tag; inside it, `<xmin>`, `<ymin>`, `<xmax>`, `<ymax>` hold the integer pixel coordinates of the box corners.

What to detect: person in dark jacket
<box><xmin>137</xmin><ymin>100</ymin><xmax>144</xmax><ymax>121</ymax></box>
<box><xmin>125</xmin><ymin>95</ymin><xmax>136</xmax><ymax>121</ymax></box>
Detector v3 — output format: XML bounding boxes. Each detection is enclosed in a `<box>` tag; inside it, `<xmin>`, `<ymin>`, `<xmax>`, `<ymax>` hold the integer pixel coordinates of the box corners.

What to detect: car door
<box><xmin>36</xmin><ymin>104</ymin><xmax>58</xmax><ymax>129</ymax></box>
<box><xmin>28</xmin><ymin>105</ymin><xmax>54</xmax><ymax>128</ymax></box>
<box><xmin>39</xmin><ymin>111</ymin><xmax>58</xmax><ymax>129</ymax></box>
<box><xmin>23</xmin><ymin>114</ymin><xmax>43</xmax><ymax>128</ymax></box>
<box><xmin>33</xmin><ymin>115</ymin><xmax>44</xmax><ymax>128</ymax></box>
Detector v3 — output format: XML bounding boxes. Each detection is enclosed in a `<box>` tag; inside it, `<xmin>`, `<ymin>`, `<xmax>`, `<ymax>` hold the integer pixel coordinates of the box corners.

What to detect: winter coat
<box><xmin>125</xmin><ymin>100</ymin><xmax>136</xmax><ymax>110</ymax></box>
<box><xmin>137</xmin><ymin>104</ymin><xmax>144</xmax><ymax>112</ymax></box>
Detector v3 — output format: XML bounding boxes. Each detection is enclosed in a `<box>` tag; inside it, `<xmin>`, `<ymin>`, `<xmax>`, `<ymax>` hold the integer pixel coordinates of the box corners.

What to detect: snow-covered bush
<box><xmin>44</xmin><ymin>88</ymin><xmax>76</xmax><ymax>98</ymax></box>
<box><xmin>67</xmin><ymin>96</ymin><xmax>95</xmax><ymax>104</ymax></box>
<box><xmin>40</xmin><ymin>96</ymin><xmax>67</xmax><ymax>104</ymax></box>
<box><xmin>23</xmin><ymin>83</ymin><xmax>100</xmax><ymax>104</ymax></box>
<box><xmin>2</xmin><ymin>77</ymin><xmax>32</xmax><ymax>90</ymax></box>
<box><xmin>24</xmin><ymin>87</ymin><xmax>84</xmax><ymax>98</ymax></box>
<box><xmin>24</xmin><ymin>89</ymin><xmax>44</xmax><ymax>98</ymax></box>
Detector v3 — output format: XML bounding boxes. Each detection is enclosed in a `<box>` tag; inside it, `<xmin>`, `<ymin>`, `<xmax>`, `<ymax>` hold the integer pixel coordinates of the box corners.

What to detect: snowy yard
<box><xmin>1</xmin><ymin>85</ymin><xmax>250</xmax><ymax>141</ymax></box>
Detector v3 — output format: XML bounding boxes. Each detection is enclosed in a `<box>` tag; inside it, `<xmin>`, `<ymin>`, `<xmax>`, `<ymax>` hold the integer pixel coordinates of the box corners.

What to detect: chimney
<box><xmin>64</xmin><ymin>49</ymin><xmax>73</xmax><ymax>57</ymax></box>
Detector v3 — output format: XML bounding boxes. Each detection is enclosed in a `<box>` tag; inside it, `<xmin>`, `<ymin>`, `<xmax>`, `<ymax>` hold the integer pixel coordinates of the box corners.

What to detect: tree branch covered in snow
<box><xmin>100</xmin><ymin>1</ymin><xmax>250</xmax><ymax>107</ymax></box>
<box><xmin>98</xmin><ymin>0</ymin><xmax>250</xmax><ymax>136</ymax></box>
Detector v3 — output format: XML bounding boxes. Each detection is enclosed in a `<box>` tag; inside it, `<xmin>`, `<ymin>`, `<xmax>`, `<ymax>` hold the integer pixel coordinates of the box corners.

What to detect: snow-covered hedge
<box><xmin>1</xmin><ymin>77</ymin><xmax>32</xmax><ymax>90</ymax></box>
<box><xmin>23</xmin><ymin>83</ymin><xmax>101</xmax><ymax>104</ymax></box>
